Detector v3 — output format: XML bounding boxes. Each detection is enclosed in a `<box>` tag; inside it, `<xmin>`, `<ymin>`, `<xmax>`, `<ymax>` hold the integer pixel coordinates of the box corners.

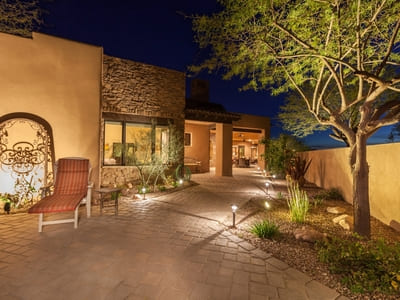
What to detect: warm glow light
<box><xmin>272</xmin><ymin>174</ymin><xmax>276</xmax><ymax>179</ymax></box>
<box><xmin>265</xmin><ymin>201</ymin><xmax>270</xmax><ymax>209</ymax></box>
<box><xmin>142</xmin><ymin>187</ymin><xmax>146</xmax><ymax>193</ymax></box>
<box><xmin>231</xmin><ymin>204</ymin><xmax>238</xmax><ymax>212</ymax></box>
<box><xmin>265</xmin><ymin>182</ymin><xmax>270</xmax><ymax>187</ymax></box>
<box><xmin>179</xmin><ymin>179</ymin><xmax>183</xmax><ymax>185</ymax></box>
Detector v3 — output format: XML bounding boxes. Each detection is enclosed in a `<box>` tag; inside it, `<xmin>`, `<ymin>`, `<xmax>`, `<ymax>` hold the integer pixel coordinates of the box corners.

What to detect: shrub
<box><xmin>314</xmin><ymin>188</ymin><xmax>344</xmax><ymax>201</ymax></box>
<box><xmin>287</xmin><ymin>180</ymin><xmax>309</xmax><ymax>223</ymax></box>
<box><xmin>317</xmin><ymin>236</ymin><xmax>400</xmax><ymax>294</ymax></box>
<box><xmin>250</xmin><ymin>219</ymin><xmax>280</xmax><ymax>239</ymax></box>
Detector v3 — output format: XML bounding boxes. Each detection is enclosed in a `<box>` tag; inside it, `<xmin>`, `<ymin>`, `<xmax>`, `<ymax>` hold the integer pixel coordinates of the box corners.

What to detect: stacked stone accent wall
<box><xmin>102</xmin><ymin>55</ymin><xmax>185</xmax><ymax>119</ymax></box>
<box><xmin>101</xmin><ymin>55</ymin><xmax>185</xmax><ymax>187</ymax></box>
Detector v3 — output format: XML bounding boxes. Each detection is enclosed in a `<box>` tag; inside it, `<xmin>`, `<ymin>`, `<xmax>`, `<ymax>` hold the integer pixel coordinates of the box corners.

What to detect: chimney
<box><xmin>190</xmin><ymin>79</ymin><xmax>209</xmax><ymax>102</ymax></box>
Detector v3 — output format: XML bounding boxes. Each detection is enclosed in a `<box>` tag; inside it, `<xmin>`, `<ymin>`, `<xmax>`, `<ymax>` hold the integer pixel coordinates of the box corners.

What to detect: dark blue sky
<box><xmin>39</xmin><ymin>0</ymin><xmax>395</xmax><ymax>149</ymax></box>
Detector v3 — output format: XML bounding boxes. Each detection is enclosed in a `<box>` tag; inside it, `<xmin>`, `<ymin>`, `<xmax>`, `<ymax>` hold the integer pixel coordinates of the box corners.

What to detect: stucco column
<box><xmin>258</xmin><ymin>129</ymin><xmax>266</xmax><ymax>170</ymax></box>
<box><xmin>215</xmin><ymin>123</ymin><xmax>232</xmax><ymax>176</ymax></box>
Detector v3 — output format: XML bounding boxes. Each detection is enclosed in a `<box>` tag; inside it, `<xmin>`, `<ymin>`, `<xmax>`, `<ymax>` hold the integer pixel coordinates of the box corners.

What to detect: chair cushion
<box><xmin>54</xmin><ymin>158</ymin><xmax>89</xmax><ymax>195</ymax></box>
<box><xmin>28</xmin><ymin>193</ymin><xmax>86</xmax><ymax>213</ymax></box>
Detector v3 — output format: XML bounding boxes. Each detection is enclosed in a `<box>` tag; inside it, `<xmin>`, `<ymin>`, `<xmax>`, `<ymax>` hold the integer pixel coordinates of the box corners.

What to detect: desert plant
<box><xmin>250</xmin><ymin>219</ymin><xmax>280</xmax><ymax>239</ymax></box>
<box><xmin>286</xmin><ymin>156</ymin><xmax>312</xmax><ymax>187</ymax></box>
<box><xmin>261</xmin><ymin>134</ymin><xmax>309</xmax><ymax>177</ymax></box>
<box><xmin>321</xmin><ymin>188</ymin><xmax>344</xmax><ymax>201</ymax></box>
<box><xmin>276</xmin><ymin>191</ymin><xmax>284</xmax><ymax>200</ymax></box>
<box><xmin>287</xmin><ymin>180</ymin><xmax>309</xmax><ymax>223</ymax></box>
<box><xmin>128</xmin><ymin>123</ymin><xmax>183</xmax><ymax>192</ymax></box>
<box><xmin>317</xmin><ymin>236</ymin><xmax>400</xmax><ymax>294</ymax></box>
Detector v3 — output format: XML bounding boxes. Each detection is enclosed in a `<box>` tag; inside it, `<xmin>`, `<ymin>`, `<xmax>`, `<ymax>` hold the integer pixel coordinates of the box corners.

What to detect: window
<box><xmin>184</xmin><ymin>132</ymin><xmax>192</xmax><ymax>146</ymax></box>
<box><xmin>104</xmin><ymin>120</ymin><xmax>169</xmax><ymax>166</ymax></box>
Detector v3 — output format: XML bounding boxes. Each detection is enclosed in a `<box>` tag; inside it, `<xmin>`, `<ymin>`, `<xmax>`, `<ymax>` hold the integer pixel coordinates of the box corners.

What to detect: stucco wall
<box><xmin>300</xmin><ymin>143</ymin><xmax>400</xmax><ymax>226</ymax></box>
<box><xmin>0</xmin><ymin>32</ymin><xmax>102</xmax><ymax>185</ymax></box>
<box><xmin>184</xmin><ymin>123</ymin><xmax>210</xmax><ymax>173</ymax></box>
<box><xmin>101</xmin><ymin>55</ymin><xmax>186</xmax><ymax>186</ymax></box>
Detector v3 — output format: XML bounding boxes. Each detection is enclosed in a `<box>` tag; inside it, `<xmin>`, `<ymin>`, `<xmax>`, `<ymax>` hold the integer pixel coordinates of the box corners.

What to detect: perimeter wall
<box><xmin>300</xmin><ymin>142</ymin><xmax>400</xmax><ymax>226</ymax></box>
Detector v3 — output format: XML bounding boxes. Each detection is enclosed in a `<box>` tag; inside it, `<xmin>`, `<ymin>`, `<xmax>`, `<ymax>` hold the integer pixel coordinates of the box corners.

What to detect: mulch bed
<box><xmin>229</xmin><ymin>180</ymin><xmax>400</xmax><ymax>300</ymax></box>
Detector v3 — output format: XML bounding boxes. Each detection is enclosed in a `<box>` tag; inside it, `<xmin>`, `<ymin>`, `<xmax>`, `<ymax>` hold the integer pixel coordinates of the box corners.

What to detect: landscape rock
<box><xmin>332</xmin><ymin>214</ymin><xmax>348</xmax><ymax>224</ymax></box>
<box><xmin>326</xmin><ymin>206</ymin><xmax>346</xmax><ymax>214</ymax></box>
<box><xmin>333</xmin><ymin>214</ymin><xmax>353</xmax><ymax>230</ymax></box>
<box><xmin>390</xmin><ymin>220</ymin><xmax>400</xmax><ymax>233</ymax></box>
<box><xmin>294</xmin><ymin>227</ymin><xmax>327</xmax><ymax>243</ymax></box>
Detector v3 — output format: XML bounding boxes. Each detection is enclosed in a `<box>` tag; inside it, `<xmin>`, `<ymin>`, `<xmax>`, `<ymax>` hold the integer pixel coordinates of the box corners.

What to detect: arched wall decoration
<box><xmin>0</xmin><ymin>113</ymin><xmax>55</xmax><ymax>207</ymax></box>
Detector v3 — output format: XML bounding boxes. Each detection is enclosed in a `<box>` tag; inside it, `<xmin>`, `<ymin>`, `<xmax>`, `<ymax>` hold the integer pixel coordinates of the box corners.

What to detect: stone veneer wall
<box><xmin>101</xmin><ymin>55</ymin><xmax>185</xmax><ymax>187</ymax></box>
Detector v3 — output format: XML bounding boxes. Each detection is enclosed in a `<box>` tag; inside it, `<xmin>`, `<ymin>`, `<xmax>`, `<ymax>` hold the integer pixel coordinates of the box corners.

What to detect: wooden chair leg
<box><xmin>74</xmin><ymin>207</ymin><xmax>79</xmax><ymax>229</ymax></box>
<box><xmin>38</xmin><ymin>213</ymin><xmax>43</xmax><ymax>233</ymax></box>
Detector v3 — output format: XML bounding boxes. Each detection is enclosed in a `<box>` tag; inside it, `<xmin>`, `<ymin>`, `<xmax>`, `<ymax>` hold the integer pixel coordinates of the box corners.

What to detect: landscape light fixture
<box><xmin>265</xmin><ymin>182</ymin><xmax>270</xmax><ymax>195</ymax></box>
<box><xmin>231</xmin><ymin>204</ymin><xmax>238</xmax><ymax>228</ymax></box>
<box><xmin>142</xmin><ymin>187</ymin><xmax>146</xmax><ymax>200</ymax></box>
<box><xmin>178</xmin><ymin>178</ymin><xmax>183</xmax><ymax>185</ymax></box>
<box><xmin>265</xmin><ymin>201</ymin><xmax>270</xmax><ymax>209</ymax></box>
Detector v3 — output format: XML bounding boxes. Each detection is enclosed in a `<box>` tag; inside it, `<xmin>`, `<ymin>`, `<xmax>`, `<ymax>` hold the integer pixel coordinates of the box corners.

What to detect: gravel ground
<box><xmin>229</xmin><ymin>181</ymin><xmax>400</xmax><ymax>300</ymax></box>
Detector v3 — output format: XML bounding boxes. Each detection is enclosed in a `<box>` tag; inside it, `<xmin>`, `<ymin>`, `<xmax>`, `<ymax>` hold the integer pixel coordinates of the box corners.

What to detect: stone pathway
<box><xmin>0</xmin><ymin>168</ymin><xmax>348</xmax><ymax>299</ymax></box>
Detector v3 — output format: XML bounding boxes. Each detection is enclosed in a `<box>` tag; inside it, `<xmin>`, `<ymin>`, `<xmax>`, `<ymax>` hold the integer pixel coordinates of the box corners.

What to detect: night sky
<box><xmin>38</xmin><ymin>0</ymin><xmax>395</xmax><ymax>149</ymax></box>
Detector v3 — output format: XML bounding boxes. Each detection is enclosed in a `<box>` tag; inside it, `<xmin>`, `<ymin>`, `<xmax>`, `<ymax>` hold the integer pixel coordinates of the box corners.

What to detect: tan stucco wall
<box><xmin>300</xmin><ymin>143</ymin><xmax>400</xmax><ymax>225</ymax></box>
<box><xmin>0</xmin><ymin>32</ymin><xmax>102</xmax><ymax>184</ymax></box>
<box><xmin>184</xmin><ymin>123</ymin><xmax>210</xmax><ymax>173</ymax></box>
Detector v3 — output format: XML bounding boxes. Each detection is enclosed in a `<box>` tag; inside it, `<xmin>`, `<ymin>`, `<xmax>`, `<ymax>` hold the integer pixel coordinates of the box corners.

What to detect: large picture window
<box><xmin>103</xmin><ymin>120</ymin><xmax>169</xmax><ymax>166</ymax></box>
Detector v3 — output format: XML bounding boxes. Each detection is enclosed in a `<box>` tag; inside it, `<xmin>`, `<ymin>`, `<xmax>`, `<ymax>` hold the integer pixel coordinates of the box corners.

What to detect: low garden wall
<box><xmin>300</xmin><ymin>142</ymin><xmax>400</xmax><ymax>227</ymax></box>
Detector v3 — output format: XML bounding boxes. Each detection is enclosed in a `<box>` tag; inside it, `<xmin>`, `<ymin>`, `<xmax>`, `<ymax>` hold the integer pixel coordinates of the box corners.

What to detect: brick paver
<box><xmin>0</xmin><ymin>168</ymin><xmax>347</xmax><ymax>299</ymax></box>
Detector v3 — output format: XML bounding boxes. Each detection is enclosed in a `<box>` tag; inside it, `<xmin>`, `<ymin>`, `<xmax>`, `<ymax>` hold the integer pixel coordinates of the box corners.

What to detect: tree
<box><xmin>0</xmin><ymin>0</ymin><xmax>43</xmax><ymax>37</ymax></box>
<box><xmin>126</xmin><ymin>123</ymin><xmax>183</xmax><ymax>192</ymax></box>
<box><xmin>262</xmin><ymin>134</ymin><xmax>308</xmax><ymax>178</ymax></box>
<box><xmin>191</xmin><ymin>0</ymin><xmax>400</xmax><ymax>237</ymax></box>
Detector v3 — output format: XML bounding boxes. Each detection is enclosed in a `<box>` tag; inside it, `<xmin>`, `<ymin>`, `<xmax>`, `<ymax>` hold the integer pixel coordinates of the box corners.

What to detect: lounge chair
<box><xmin>28</xmin><ymin>157</ymin><xmax>92</xmax><ymax>232</ymax></box>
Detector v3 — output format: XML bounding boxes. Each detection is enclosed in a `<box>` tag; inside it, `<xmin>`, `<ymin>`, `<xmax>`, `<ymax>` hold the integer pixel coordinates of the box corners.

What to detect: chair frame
<box><xmin>30</xmin><ymin>157</ymin><xmax>93</xmax><ymax>232</ymax></box>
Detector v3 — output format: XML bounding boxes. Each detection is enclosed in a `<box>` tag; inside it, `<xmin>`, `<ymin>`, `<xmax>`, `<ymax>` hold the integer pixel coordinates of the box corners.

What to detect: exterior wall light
<box><xmin>231</xmin><ymin>204</ymin><xmax>238</xmax><ymax>228</ymax></box>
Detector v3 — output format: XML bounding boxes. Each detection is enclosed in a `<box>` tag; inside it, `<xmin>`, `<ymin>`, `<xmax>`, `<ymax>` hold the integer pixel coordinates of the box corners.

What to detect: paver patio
<box><xmin>0</xmin><ymin>168</ymin><xmax>348</xmax><ymax>300</ymax></box>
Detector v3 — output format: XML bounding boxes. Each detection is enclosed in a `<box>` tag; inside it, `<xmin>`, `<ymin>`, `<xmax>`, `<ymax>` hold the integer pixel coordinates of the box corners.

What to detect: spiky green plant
<box><xmin>250</xmin><ymin>219</ymin><xmax>280</xmax><ymax>239</ymax></box>
<box><xmin>287</xmin><ymin>180</ymin><xmax>309</xmax><ymax>223</ymax></box>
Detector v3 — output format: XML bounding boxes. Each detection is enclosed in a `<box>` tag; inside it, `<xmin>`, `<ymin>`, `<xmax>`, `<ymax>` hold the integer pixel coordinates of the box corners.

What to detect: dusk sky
<box><xmin>39</xmin><ymin>0</ymin><xmax>395</xmax><ymax>149</ymax></box>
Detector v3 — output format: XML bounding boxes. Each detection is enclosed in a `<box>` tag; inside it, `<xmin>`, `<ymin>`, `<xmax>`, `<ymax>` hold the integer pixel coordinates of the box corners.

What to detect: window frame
<box><xmin>103</xmin><ymin>118</ymin><xmax>171</xmax><ymax>166</ymax></box>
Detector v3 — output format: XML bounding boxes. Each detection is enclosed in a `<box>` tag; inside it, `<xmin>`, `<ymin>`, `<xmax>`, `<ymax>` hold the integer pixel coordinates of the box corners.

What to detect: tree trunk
<box><xmin>351</xmin><ymin>133</ymin><xmax>371</xmax><ymax>237</ymax></box>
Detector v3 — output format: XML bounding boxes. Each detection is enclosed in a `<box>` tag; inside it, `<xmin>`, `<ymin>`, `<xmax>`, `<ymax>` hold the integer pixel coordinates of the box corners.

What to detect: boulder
<box><xmin>326</xmin><ymin>206</ymin><xmax>346</xmax><ymax>214</ymax></box>
<box><xmin>333</xmin><ymin>214</ymin><xmax>353</xmax><ymax>230</ymax></box>
<box><xmin>333</xmin><ymin>214</ymin><xmax>348</xmax><ymax>224</ymax></box>
<box><xmin>294</xmin><ymin>227</ymin><xmax>327</xmax><ymax>243</ymax></box>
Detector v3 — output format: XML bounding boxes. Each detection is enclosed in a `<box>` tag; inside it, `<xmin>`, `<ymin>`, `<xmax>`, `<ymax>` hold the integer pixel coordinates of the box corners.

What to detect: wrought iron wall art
<box><xmin>0</xmin><ymin>114</ymin><xmax>55</xmax><ymax>210</ymax></box>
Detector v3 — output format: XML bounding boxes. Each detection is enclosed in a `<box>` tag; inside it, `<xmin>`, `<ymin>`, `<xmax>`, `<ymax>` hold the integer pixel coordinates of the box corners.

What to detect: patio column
<box><xmin>215</xmin><ymin>123</ymin><xmax>232</xmax><ymax>176</ymax></box>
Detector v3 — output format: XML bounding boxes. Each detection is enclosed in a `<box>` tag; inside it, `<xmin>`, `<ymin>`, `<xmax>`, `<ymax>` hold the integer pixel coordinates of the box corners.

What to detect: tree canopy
<box><xmin>191</xmin><ymin>0</ymin><xmax>400</xmax><ymax>237</ymax></box>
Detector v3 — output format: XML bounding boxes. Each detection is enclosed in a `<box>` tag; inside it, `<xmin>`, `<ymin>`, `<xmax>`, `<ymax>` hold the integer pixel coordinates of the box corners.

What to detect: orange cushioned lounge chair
<box><xmin>28</xmin><ymin>157</ymin><xmax>92</xmax><ymax>232</ymax></box>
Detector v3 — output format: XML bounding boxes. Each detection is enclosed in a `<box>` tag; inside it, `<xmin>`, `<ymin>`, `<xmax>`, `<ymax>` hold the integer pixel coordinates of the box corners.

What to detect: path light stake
<box><xmin>231</xmin><ymin>204</ymin><xmax>238</xmax><ymax>228</ymax></box>
<box><xmin>178</xmin><ymin>178</ymin><xmax>183</xmax><ymax>185</ymax></box>
<box><xmin>265</xmin><ymin>182</ymin><xmax>270</xmax><ymax>196</ymax></box>
<box><xmin>142</xmin><ymin>187</ymin><xmax>146</xmax><ymax>200</ymax></box>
